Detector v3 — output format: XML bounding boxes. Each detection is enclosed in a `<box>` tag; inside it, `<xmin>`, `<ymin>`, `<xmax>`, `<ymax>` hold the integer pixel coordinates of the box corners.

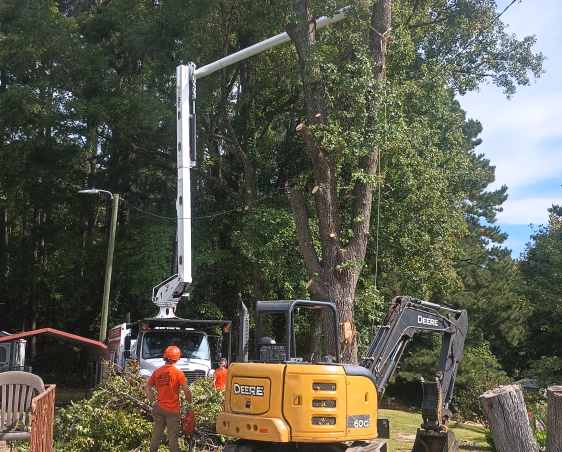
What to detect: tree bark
<box><xmin>547</xmin><ymin>386</ymin><xmax>562</xmax><ymax>452</ymax></box>
<box><xmin>479</xmin><ymin>385</ymin><xmax>540</xmax><ymax>452</ymax></box>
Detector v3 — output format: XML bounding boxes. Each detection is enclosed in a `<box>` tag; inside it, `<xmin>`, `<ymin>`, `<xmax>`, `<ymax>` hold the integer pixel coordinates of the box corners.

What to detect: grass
<box><xmin>379</xmin><ymin>408</ymin><xmax>491</xmax><ymax>451</ymax></box>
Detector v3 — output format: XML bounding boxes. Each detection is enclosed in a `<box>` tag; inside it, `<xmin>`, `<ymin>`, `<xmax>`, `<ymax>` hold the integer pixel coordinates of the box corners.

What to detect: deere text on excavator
<box><xmin>217</xmin><ymin>296</ymin><xmax>468</xmax><ymax>452</ymax></box>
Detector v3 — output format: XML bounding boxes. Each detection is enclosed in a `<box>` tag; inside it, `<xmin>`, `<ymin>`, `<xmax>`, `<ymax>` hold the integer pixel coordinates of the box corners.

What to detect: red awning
<box><xmin>0</xmin><ymin>328</ymin><xmax>107</xmax><ymax>360</ymax></box>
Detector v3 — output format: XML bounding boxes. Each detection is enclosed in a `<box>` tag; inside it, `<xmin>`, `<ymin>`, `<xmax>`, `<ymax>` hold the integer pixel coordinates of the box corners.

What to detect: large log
<box><xmin>547</xmin><ymin>386</ymin><xmax>562</xmax><ymax>452</ymax></box>
<box><xmin>479</xmin><ymin>385</ymin><xmax>540</xmax><ymax>452</ymax></box>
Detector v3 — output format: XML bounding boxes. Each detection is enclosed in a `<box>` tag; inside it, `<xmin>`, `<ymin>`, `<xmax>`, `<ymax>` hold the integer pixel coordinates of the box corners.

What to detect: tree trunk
<box><xmin>479</xmin><ymin>385</ymin><xmax>540</xmax><ymax>452</ymax></box>
<box><xmin>286</xmin><ymin>0</ymin><xmax>390</xmax><ymax>365</ymax></box>
<box><xmin>547</xmin><ymin>386</ymin><xmax>562</xmax><ymax>452</ymax></box>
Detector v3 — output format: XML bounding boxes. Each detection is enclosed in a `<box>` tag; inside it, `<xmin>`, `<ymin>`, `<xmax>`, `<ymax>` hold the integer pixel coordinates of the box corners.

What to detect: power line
<box><xmin>120</xmin><ymin>197</ymin><xmax>243</xmax><ymax>221</ymax></box>
<box><xmin>451</xmin><ymin>0</ymin><xmax>519</xmax><ymax>61</ymax></box>
<box><xmin>118</xmin><ymin>184</ymin><xmax>291</xmax><ymax>222</ymax></box>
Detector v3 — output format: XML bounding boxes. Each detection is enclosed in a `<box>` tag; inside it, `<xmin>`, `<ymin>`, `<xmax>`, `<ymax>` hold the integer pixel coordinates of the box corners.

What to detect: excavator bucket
<box><xmin>411</xmin><ymin>429</ymin><xmax>459</xmax><ymax>452</ymax></box>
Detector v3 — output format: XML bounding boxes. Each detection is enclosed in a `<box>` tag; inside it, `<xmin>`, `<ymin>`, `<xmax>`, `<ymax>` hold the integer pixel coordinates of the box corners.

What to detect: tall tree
<box><xmin>285</xmin><ymin>0</ymin><xmax>390</xmax><ymax>362</ymax></box>
<box><xmin>0</xmin><ymin>0</ymin><xmax>86</xmax><ymax>341</ymax></box>
<box><xmin>438</xmin><ymin>117</ymin><xmax>526</xmax><ymax>375</ymax></box>
<box><xmin>519</xmin><ymin>206</ymin><xmax>562</xmax><ymax>382</ymax></box>
<box><xmin>280</xmin><ymin>0</ymin><xmax>543</xmax><ymax>362</ymax></box>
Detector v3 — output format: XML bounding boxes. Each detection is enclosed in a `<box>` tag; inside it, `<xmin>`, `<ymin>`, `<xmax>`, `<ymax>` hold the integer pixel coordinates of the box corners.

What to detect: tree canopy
<box><xmin>0</xmin><ymin>0</ymin><xmax>553</xmax><ymax>395</ymax></box>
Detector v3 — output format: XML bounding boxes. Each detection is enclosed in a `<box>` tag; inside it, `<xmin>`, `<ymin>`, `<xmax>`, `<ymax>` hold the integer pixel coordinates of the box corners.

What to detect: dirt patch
<box><xmin>395</xmin><ymin>433</ymin><xmax>417</xmax><ymax>442</ymax></box>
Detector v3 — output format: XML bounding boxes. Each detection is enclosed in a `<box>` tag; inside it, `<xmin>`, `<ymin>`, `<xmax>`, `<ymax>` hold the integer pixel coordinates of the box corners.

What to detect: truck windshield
<box><xmin>142</xmin><ymin>332</ymin><xmax>210</xmax><ymax>360</ymax></box>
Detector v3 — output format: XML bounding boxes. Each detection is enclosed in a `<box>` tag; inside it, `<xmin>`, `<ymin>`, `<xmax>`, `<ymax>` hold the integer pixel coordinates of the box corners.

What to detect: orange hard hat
<box><xmin>163</xmin><ymin>345</ymin><xmax>181</xmax><ymax>361</ymax></box>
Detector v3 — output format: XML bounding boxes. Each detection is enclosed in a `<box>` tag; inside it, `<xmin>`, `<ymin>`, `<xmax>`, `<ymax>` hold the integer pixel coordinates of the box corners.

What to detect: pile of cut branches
<box><xmin>51</xmin><ymin>362</ymin><xmax>226</xmax><ymax>452</ymax></box>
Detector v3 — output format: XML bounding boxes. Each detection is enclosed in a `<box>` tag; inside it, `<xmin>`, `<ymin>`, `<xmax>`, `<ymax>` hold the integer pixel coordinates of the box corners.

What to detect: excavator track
<box><xmin>346</xmin><ymin>439</ymin><xmax>387</xmax><ymax>452</ymax></box>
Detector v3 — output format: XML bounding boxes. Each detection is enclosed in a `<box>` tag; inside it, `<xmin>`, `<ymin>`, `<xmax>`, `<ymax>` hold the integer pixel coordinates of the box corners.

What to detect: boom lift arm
<box><xmin>360</xmin><ymin>296</ymin><xmax>468</xmax><ymax>431</ymax></box>
<box><xmin>153</xmin><ymin>4</ymin><xmax>364</xmax><ymax>316</ymax></box>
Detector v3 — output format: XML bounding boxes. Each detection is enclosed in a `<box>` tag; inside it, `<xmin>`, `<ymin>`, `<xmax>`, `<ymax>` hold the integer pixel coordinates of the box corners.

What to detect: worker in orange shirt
<box><xmin>213</xmin><ymin>357</ymin><xmax>228</xmax><ymax>390</ymax></box>
<box><xmin>144</xmin><ymin>345</ymin><xmax>192</xmax><ymax>452</ymax></box>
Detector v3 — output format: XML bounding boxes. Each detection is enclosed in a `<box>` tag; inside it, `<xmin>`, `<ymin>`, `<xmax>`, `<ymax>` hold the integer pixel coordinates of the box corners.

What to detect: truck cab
<box><xmin>108</xmin><ymin>317</ymin><xmax>231</xmax><ymax>382</ymax></box>
<box><xmin>136</xmin><ymin>327</ymin><xmax>212</xmax><ymax>381</ymax></box>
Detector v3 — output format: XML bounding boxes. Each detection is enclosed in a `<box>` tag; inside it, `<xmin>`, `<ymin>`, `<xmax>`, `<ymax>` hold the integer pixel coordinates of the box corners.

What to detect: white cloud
<box><xmin>460</xmin><ymin>72</ymin><xmax>562</xmax><ymax>192</ymax></box>
<box><xmin>497</xmin><ymin>198</ymin><xmax>558</xmax><ymax>225</ymax></box>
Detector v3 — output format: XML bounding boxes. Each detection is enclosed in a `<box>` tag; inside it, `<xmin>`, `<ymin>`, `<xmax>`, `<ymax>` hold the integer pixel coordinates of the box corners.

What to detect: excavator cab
<box><xmin>253</xmin><ymin>299</ymin><xmax>340</xmax><ymax>365</ymax></box>
<box><xmin>218</xmin><ymin>296</ymin><xmax>467</xmax><ymax>452</ymax></box>
<box><xmin>218</xmin><ymin>299</ymin><xmax>388</xmax><ymax>451</ymax></box>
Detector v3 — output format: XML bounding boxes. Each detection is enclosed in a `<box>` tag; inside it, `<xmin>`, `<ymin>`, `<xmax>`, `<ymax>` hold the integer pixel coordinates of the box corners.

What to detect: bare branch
<box><xmin>347</xmin><ymin>152</ymin><xmax>378</xmax><ymax>259</ymax></box>
<box><xmin>191</xmin><ymin>167</ymin><xmax>243</xmax><ymax>205</ymax></box>
<box><xmin>289</xmin><ymin>186</ymin><xmax>322</xmax><ymax>276</ymax></box>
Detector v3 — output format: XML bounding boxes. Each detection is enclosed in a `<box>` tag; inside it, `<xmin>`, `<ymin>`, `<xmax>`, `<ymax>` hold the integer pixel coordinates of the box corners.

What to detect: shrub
<box><xmin>453</xmin><ymin>342</ymin><xmax>511</xmax><ymax>422</ymax></box>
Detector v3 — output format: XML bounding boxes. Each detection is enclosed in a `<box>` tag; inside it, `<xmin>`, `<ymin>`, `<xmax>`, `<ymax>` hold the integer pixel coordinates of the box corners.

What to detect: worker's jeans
<box><xmin>150</xmin><ymin>403</ymin><xmax>182</xmax><ymax>452</ymax></box>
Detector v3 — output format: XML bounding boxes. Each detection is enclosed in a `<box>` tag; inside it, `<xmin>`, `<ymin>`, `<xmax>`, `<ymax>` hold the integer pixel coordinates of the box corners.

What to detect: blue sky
<box><xmin>458</xmin><ymin>0</ymin><xmax>562</xmax><ymax>259</ymax></box>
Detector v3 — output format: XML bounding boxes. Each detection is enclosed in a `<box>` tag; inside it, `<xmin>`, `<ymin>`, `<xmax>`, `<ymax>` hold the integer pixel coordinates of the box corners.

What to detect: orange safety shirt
<box><xmin>214</xmin><ymin>367</ymin><xmax>228</xmax><ymax>390</ymax></box>
<box><xmin>147</xmin><ymin>363</ymin><xmax>187</xmax><ymax>413</ymax></box>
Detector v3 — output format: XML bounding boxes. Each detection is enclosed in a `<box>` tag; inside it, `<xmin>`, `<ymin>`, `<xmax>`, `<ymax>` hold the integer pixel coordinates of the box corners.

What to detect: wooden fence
<box><xmin>29</xmin><ymin>385</ymin><xmax>56</xmax><ymax>452</ymax></box>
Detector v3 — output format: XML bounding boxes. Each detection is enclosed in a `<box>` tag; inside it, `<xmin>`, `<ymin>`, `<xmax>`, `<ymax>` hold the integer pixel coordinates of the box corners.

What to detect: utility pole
<box><xmin>100</xmin><ymin>193</ymin><xmax>119</xmax><ymax>342</ymax></box>
<box><xmin>79</xmin><ymin>189</ymin><xmax>119</xmax><ymax>342</ymax></box>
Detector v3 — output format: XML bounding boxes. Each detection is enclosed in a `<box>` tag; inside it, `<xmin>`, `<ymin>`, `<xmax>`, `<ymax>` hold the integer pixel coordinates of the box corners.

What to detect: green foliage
<box><xmin>54</xmin><ymin>363</ymin><xmax>152</xmax><ymax>451</ymax></box>
<box><xmin>519</xmin><ymin>211</ymin><xmax>562</xmax><ymax>380</ymax></box>
<box><xmin>527</xmin><ymin>356</ymin><xmax>562</xmax><ymax>387</ymax></box>
<box><xmin>386</xmin><ymin>330</ymin><xmax>510</xmax><ymax>422</ymax></box>
<box><xmin>232</xmin><ymin>203</ymin><xmax>309</xmax><ymax>300</ymax></box>
<box><xmin>354</xmin><ymin>282</ymin><xmax>387</xmax><ymax>358</ymax></box>
<box><xmin>531</xmin><ymin>424</ymin><xmax>547</xmax><ymax>449</ymax></box>
<box><xmin>524</xmin><ymin>392</ymin><xmax>548</xmax><ymax>448</ymax></box>
<box><xmin>453</xmin><ymin>336</ymin><xmax>511</xmax><ymax>422</ymax></box>
<box><xmin>0</xmin><ymin>0</ymin><xmax>547</xmax><ymax>409</ymax></box>
<box><xmin>439</xmin><ymin>114</ymin><xmax>526</xmax><ymax>376</ymax></box>
<box><xmin>484</xmin><ymin>428</ymin><xmax>497</xmax><ymax>452</ymax></box>
<box><xmin>52</xmin><ymin>363</ymin><xmax>225</xmax><ymax>452</ymax></box>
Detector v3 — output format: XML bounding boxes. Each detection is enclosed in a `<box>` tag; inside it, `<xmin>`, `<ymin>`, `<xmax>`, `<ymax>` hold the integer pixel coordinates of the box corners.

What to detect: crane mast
<box><xmin>151</xmin><ymin>5</ymin><xmax>356</xmax><ymax>317</ymax></box>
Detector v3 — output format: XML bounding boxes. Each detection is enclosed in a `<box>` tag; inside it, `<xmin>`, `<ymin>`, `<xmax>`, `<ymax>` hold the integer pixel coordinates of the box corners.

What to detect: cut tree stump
<box><xmin>547</xmin><ymin>386</ymin><xmax>562</xmax><ymax>452</ymax></box>
<box><xmin>479</xmin><ymin>384</ymin><xmax>540</xmax><ymax>452</ymax></box>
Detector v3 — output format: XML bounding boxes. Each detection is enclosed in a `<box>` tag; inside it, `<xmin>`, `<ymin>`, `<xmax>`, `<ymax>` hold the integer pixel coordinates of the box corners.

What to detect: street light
<box><xmin>79</xmin><ymin>188</ymin><xmax>119</xmax><ymax>343</ymax></box>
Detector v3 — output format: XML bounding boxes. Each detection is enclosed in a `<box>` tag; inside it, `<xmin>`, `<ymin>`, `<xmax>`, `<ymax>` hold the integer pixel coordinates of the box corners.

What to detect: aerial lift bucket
<box><xmin>411</xmin><ymin>428</ymin><xmax>459</xmax><ymax>452</ymax></box>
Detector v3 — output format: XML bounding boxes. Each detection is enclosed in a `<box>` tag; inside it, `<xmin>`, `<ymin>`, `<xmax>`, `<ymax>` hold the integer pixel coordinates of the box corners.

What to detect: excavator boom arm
<box><xmin>360</xmin><ymin>296</ymin><xmax>468</xmax><ymax>429</ymax></box>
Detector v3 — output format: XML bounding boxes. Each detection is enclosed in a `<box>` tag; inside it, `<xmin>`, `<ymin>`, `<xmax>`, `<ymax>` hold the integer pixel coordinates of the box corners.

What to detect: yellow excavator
<box><xmin>217</xmin><ymin>296</ymin><xmax>468</xmax><ymax>452</ymax></box>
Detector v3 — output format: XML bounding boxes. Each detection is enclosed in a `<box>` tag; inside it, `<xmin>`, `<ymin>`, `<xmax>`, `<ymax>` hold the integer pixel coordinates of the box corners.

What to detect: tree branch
<box><xmin>220</xmin><ymin>107</ymin><xmax>255</xmax><ymax>206</ymax></box>
<box><xmin>289</xmin><ymin>186</ymin><xmax>322</xmax><ymax>277</ymax></box>
<box><xmin>347</xmin><ymin>152</ymin><xmax>378</xmax><ymax>259</ymax></box>
<box><xmin>191</xmin><ymin>167</ymin><xmax>243</xmax><ymax>205</ymax></box>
